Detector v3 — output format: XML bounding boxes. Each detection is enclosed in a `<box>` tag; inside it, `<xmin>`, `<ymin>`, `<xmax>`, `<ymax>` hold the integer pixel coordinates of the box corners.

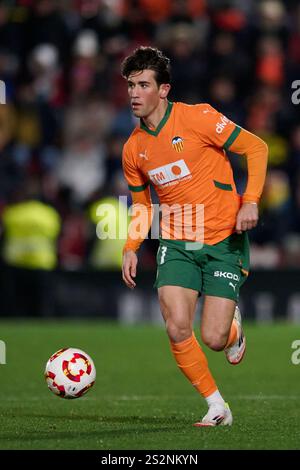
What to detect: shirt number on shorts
<box><xmin>160</xmin><ymin>246</ymin><xmax>167</xmax><ymax>264</ymax></box>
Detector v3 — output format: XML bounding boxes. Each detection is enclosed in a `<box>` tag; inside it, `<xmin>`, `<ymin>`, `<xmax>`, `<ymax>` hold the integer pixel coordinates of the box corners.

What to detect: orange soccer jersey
<box><xmin>122</xmin><ymin>101</ymin><xmax>268</xmax><ymax>248</ymax></box>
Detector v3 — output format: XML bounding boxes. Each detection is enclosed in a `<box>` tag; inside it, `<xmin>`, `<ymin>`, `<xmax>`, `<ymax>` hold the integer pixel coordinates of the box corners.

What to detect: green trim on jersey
<box><xmin>140</xmin><ymin>101</ymin><xmax>173</xmax><ymax>136</ymax></box>
<box><xmin>128</xmin><ymin>181</ymin><xmax>150</xmax><ymax>192</ymax></box>
<box><xmin>223</xmin><ymin>125</ymin><xmax>242</xmax><ymax>150</ymax></box>
<box><xmin>214</xmin><ymin>180</ymin><xmax>233</xmax><ymax>191</ymax></box>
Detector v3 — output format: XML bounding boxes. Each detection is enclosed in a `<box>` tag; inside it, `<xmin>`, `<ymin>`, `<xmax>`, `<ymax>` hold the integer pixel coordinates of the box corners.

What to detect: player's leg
<box><xmin>155</xmin><ymin>239</ymin><xmax>232</xmax><ymax>426</ymax></box>
<box><xmin>184</xmin><ymin>295</ymin><xmax>236</xmax><ymax>426</ymax></box>
<box><xmin>158</xmin><ymin>285</ymin><xmax>222</xmax><ymax>403</ymax></box>
<box><xmin>192</xmin><ymin>233</ymin><xmax>249</xmax><ymax>425</ymax></box>
<box><xmin>158</xmin><ymin>285</ymin><xmax>198</xmax><ymax>343</ymax></box>
<box><xmin>201</xmin><ymin>295</ymin><xmax>236</xmax><ymax>351</ymax></box>
<box><xmin>200</xmin><ymin>232</ymin><xmax>249</xmax><ymax>363</ymax></box>
<box><xmin>200</xmin><ymin>295</ymin><xmax>245</xmax><ymax>361</ymax></box>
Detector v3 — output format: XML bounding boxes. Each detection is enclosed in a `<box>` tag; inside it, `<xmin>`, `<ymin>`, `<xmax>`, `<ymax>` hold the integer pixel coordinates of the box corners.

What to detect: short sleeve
<box><xmin>196</xmin><ymin>104</ymin><xmax>242</xmax><ymax>150</ymax></box>
<box><xmin>122</xmin><ymin>144</ymin><xmax>150</xmax><ymax>192</ymax></box>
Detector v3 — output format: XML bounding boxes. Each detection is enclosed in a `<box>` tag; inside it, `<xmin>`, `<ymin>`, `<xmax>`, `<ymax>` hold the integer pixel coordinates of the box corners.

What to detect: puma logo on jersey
<box><xmin>139</xmin><ymin>150</ymin><xmax>148</xmax><ymax>160</ymax></box>
<box><xmin>148</xmin><ymin>159</ymin><xmax>191</xmax><ymax>186</ymax></box>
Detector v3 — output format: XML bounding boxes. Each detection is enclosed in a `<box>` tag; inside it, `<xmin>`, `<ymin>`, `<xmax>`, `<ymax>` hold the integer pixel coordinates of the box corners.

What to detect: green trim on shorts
<box><xmin>154</xmin><ymin>232</ymin><xmax>250</xmax><ymax>302</ymax></box>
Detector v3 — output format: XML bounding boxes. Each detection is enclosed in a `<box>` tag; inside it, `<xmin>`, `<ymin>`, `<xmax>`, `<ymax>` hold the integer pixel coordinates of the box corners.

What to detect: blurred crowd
<box><xmin>0</xmin><ymin>0</ymin><xmax>300</xmax><ymax>271</ymax></box>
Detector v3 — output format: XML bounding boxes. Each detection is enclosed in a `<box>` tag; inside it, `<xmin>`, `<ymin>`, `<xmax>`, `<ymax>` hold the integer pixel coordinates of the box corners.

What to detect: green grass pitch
<box><xmin>0</xmin><ymin>319</ymin><xmax>300</xmax><ymax>450</ymax></box>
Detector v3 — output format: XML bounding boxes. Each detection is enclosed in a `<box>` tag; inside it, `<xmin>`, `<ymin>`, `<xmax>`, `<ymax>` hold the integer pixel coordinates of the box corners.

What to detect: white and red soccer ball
<box><xmin>45</xmin><ymin>348</ymin><xmax>96</xmax><ymax>399</ymax></box>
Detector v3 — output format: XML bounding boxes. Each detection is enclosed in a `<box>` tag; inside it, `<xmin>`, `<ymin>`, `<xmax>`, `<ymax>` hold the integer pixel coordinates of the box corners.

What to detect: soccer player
<box><xmin>121</xmin><ymin>47</ymin><xmax>268</xmax><ymax>426</ymax></box>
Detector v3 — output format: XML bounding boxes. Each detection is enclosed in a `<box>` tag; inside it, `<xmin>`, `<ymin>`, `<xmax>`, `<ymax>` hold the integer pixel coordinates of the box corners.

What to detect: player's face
<box><xmin>127</xmin><ymin>69</ymin><xmax>168</xmax><ymax>118</ymax></box>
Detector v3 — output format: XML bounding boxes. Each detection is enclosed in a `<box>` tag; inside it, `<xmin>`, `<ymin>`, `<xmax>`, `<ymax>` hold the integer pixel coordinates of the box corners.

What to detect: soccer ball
<box><xmin>44</xmin><ymin>348</ymin><xmax>96</xmax><ymax>399</ymax></box>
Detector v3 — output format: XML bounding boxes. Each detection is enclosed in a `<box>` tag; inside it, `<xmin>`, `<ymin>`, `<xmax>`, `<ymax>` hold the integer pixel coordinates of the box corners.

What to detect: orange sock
<box><xmin>225</xmin><ymin>319</ymin><xmax>238</xmax><ymax>348</ymax></box>
<box><xmin>170</xmin><ymin>333</ymin><xmax>217</xmax><ymax>398</ymax></box>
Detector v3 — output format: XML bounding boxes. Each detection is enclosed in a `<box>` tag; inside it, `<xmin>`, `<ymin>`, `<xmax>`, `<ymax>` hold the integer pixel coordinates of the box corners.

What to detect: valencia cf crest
<box><xmin>172</xmin><ymin>136</ymin><xmax>184</xmax><ymax>152</ymax></box>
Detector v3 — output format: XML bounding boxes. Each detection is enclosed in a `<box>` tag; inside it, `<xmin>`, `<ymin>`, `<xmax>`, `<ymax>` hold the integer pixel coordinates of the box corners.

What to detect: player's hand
<box><xmin>235</xmin><ymin>202</ymin><xmax>258</xmax><ymax>234</ymax></box>
<box><xmin>122</xmin><ymin>250</ymin><xmax>138</xmax><ymax>289</ymax></box>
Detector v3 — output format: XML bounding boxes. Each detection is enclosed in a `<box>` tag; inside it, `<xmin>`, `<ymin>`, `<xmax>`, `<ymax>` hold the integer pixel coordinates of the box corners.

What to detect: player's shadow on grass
<box><xmin>0</xmin><ymin>410</ymin><xmax>188</xmax><ymax>426</ymax></box>
<box><xmin>0</xmin><ymin>422</ymin><xmax>179</xmax><ymax>445</ymax></box>
<box><xmin>0</xmin><ymin>412</ymin><xmax>190</xmax><ymax>444</ymax></box>
<box><xmin>0</xmin><ymin>426</ymin><xmax>173</xmax><ymax>442</ymax></box>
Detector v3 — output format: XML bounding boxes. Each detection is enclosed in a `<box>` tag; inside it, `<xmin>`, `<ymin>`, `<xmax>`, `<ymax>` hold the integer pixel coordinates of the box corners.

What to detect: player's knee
<box><xmin>166</xmin><ymin>318</ymin><xmax>192</xmax><ymax>343</ymax></box>
<box><xmin>201</xmin><ymin>332</ymin><xmax>227</xmax><ymax>351</ymax></box>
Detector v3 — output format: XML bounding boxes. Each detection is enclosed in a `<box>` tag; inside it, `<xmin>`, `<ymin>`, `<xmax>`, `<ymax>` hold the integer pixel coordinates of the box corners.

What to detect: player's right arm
<box><xmin>122</xmin><ymin>142</ymin><xmax>153</xmax><ymax>289</ymax></box>
<box><xmin>122</xmin><ymin>189</ymin><xmax>153</xmax><ymax>289</ymax></box>
<box><xmin>193</xmin><ymin>104</ymin><xmax>268</xmax><ymax>233</ymax></box>
<box><xmin>122</xmin><ymin>249</ymin><xmax>138</xmax><ymax>289</ymax></box>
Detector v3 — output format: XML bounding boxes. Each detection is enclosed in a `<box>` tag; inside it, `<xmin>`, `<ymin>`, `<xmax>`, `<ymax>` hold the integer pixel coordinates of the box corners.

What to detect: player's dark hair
<box><xmin>121</xmin><ymin>46</ymin><xmax>171</xmax><ymax>86</ymax></box>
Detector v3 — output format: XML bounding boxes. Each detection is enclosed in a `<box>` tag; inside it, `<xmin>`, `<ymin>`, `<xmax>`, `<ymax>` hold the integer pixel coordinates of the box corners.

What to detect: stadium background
<box><xmin>0</xmin><ymin>0</ymin><xmax>300</xmax><ymax>453</ymax></box>
<box><xmin>1</xmin><ymin>0</ymin><xmax>300</xmax><ymax>321</ymax></box>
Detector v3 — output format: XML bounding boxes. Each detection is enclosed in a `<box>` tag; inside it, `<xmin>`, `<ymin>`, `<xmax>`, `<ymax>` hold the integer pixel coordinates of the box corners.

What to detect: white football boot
<box><xmin>224</xmin><ymin>305</ymin><xmax>246</xmax><ymax>365</ymax></box>
<box><xmin>193</xmin><ymin>402</ymin><xmax>233</xmax><ymax>427</ymax></box>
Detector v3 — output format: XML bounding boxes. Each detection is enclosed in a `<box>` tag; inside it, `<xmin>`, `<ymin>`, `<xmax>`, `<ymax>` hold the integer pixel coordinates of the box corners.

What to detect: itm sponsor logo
<box><xmin>148</xmin><ymin>159</ymin><xmax>191</xmax><ymax>186</ymax></box>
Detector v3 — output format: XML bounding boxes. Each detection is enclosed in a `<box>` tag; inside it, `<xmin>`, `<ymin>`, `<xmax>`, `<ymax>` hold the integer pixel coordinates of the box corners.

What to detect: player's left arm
<box><xmin>227</xmin><ymin>128</ymin><xmax>268</xmax><ymax>234</ymax></box>
<box><xmin>196</xmin><ymin>104</ymin><xmax>268</xmax><ymax>233</ymax></box>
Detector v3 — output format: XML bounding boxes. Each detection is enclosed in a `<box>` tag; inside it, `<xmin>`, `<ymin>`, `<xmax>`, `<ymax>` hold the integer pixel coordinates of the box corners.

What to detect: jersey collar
<box><xmin>140</xmin><ymin>101</ymin><xmax>173</xmax><ymax>136</ymax></box>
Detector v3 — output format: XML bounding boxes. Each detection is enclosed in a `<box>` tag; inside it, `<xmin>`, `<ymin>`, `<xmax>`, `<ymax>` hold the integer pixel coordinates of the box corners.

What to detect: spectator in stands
<box><xmin>0</xmin><ymin>0</ymin><xmax>299</xmax><ymax>269</ymax></box>
<box><xmin>0</xmin><ymin>183</ymin><xmax>61</xmax><ymax>316</ymax></box>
